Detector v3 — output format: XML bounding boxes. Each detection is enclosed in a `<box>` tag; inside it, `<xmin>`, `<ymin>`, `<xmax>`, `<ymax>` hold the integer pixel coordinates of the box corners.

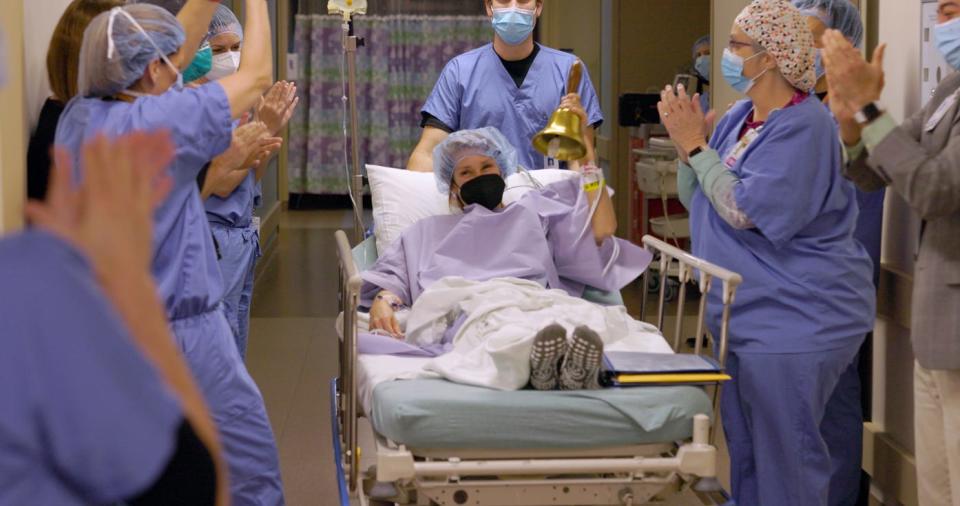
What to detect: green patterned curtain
<box><xmin>288</xmin><ymin>15</ymin><xmax>491</xmax><ymax>194</ymax></box>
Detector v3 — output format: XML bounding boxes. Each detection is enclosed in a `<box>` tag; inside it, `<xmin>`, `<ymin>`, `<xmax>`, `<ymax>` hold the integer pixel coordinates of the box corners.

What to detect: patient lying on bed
<box><xmin>361</xmin><ymin>127</ymin><xmax>654</xmax><ymax>391</ymax></box>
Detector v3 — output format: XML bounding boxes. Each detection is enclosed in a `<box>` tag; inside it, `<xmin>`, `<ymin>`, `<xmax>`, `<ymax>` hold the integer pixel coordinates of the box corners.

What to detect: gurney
<box><xmin>333</xmin><ymin>231</ymin><xmax>742</xmax><ymax>505</ymax></box>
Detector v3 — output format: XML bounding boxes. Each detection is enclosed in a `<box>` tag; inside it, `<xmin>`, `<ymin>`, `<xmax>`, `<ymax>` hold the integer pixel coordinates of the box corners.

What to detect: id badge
<box><xmin>925</xmin><ymin>90</ymin><xmax>960</xmax><ymax>132</ymax></box>
<box><xmin>723</xmin><ymin>128</ymin><xmax>761</xmax><ymax>169</ymax></box>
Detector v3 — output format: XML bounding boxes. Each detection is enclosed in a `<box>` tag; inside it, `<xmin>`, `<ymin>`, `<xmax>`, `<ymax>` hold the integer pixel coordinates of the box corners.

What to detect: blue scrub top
<box><xmin>691</xmin><ymin>96</ymin><xmax>875</xmax><ymax>353</ymax></box>
<box><xmin>0</xmin><ymin>230</ymin><xmax>183</xmax><ymax>505</ymax></box>
<box><xmin>55</xmin><ymin>83</ymin><xmax>233</xmax><ymax>320</ymax></box>
<box><xmin>422</xmin><ymin>43</ymin><xmax>603</xmax><ymax>170</ymax></box>
<box><xmin>205</xmin><ymin>170</ymin><xmax>262</xmax><ymax>227</ymax></box>
<box><xmin>204</xmin><ymin>118</ymin><xmax>262</xmax><ymax>228</ymax></box>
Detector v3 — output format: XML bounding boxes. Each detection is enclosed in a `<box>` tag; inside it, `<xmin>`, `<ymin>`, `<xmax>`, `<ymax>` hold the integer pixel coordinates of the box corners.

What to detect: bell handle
<box><xmin>566</xmin><ymin>60</ymin><xmax>582</xmax><ymax>96</ymax></box>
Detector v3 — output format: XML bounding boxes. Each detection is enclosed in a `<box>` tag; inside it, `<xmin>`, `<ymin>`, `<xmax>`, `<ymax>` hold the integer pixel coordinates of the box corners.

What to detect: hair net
<box><xmin>692</xmin><ymin>34</ymin><xmax>711</xmax><ymax>59</ymax></box>
<box><xmin>792</xmin><ymin>0</ymin><xmax>863</xmax><ymax>48</ymax></box>
<box><xmin>127</xmin><ymin>0</ymin><xmax>186</xmax><ymax>15</ymax></box>
<box><xmin>736</xmin><ymin>0</ymin><xmax>816</xmax><ymax>92</ymax></box>
<box><xmin>433</xmin><ymin>127</ymin><xmax>518</xmax><ymax>193</ymax></box>
<box><xmin>78</xmin><ymin>4</ymin><xmax>185</xmax><ymax>97</ymax></box>
<box><xmin>207</xmin><ymin>4</ymin><xmax>243</xmax><ymax>43</ymax></box>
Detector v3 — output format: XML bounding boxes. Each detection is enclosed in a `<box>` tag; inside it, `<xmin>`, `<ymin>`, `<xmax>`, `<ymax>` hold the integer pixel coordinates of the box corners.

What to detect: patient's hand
<box><xmin>370</xmin><ymin>296</ymin><xmax>404</xmax><ymax>339</ymax></box>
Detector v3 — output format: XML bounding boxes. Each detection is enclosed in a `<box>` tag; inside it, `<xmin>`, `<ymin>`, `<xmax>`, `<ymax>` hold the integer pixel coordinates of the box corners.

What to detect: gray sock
<box><xmin>529</xmin><ymin>323</ymin><xmax>567</xmax><ymax>391</ymax></box>
<box><xmin>560</xmin><ymin>326</ymin><xmax>604</xmax><ymax>390</ymax></box>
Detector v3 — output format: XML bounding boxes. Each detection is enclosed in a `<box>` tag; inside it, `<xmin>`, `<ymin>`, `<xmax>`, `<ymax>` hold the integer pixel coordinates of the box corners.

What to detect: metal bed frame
<box><xmin>333</xmin><ymin>230</ymin><xmax>743</xmax><ymax>506</ymax></box>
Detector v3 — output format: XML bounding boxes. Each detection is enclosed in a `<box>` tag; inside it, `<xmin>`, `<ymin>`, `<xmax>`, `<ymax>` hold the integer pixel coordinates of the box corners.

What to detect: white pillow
<box><xmin>366</xmin><ymin>165</ymin><xmax>581</xmax><ymax>255</ymax></box>
<box><xmin>366</xmin><ymin>164</ymin><xmax>449</xmax><ymax>256</ymax></box>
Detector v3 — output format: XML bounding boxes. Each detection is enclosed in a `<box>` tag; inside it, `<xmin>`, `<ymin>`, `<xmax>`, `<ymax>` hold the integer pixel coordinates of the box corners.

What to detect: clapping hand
<box><xmin>255</xmin><ymin>81</ymin><xmax>299</xmax><ymax>136</ymax></box>
<box><xmin>657</xmin><ymin>84</ymin><xmax>716</xmax><ymax>161</ymax></box>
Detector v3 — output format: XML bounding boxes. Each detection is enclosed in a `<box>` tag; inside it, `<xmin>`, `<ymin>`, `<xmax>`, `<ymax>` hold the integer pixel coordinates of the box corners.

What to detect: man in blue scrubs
<box><xmin>406</xmin><ymin>0</ymin><xmax>603</xmax><ymax>172</ymax></box>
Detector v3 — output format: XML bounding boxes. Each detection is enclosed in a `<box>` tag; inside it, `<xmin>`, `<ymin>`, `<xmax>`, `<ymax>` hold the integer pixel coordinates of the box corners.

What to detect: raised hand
<box><xmin>823</xmin><ymin>29</ymin><xmax>886</xmax><ymax>116</ymax></box>
<box><xmin>657</xmin><ymin>83</ymin><xmax>710</xmax><ymax>161</ymax></box>
<box><xmin>255</xmin><ymin>81</ymin><xmax>299</xmax><ymax>136</ymax></box>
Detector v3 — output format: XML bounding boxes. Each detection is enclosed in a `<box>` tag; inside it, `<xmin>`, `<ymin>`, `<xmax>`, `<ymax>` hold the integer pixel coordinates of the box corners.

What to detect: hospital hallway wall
<box><xmin>245</xmin><ymin>208</ymin><xmax>731</xmax><ymax>504</ymax></box>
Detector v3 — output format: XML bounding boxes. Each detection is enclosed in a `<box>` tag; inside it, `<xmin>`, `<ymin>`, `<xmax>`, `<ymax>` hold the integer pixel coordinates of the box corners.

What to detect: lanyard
<box><xmin>723</xmin><ymin>125</ymin><xmax>763</xmax><ymax>169</ymax></box>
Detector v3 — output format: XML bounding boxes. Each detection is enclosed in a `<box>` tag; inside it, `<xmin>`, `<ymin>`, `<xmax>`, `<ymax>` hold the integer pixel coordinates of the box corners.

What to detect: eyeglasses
<box><xmin>727</xmin><ymin>39</ymin><xmax>756</xmax><ymax>52</ymax></box>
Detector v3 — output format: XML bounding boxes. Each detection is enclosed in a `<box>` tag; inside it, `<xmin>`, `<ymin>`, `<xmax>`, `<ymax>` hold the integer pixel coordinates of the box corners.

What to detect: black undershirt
<box><xmin>127</xmin><ymin>420</ymin><xmax>217</xmax><ymax>506</ymax></box>
<box><xmin>420</xmin><ymin>45</ymin><xmax>542</xmax><ymax>132</ymax></box>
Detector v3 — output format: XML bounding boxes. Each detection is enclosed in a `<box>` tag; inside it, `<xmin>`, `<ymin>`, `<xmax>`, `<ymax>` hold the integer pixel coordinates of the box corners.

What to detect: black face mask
<box><xmin>458</xmin><ymin>174</ymin><xmax>505</xmax><ymax>211</ymax></box>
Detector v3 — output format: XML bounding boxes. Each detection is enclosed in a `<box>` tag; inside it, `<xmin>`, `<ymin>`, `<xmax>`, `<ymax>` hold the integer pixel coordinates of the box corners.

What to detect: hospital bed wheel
<box><xmin>646</xmin><ymin>274</ymin><xmax>660</xmax><ymax>293</ymax></box>
<box><xmin>664</xmin><ymin>279</ymin><xmax>679</xmax><ymax>302</ymax></box>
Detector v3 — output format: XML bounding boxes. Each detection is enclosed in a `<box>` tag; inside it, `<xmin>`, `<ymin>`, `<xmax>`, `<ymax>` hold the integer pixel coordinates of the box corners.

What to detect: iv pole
<box><xmin>330</xmin><ymin>0</ymin><xmax>367</xmax><ymax>243</ymax></box>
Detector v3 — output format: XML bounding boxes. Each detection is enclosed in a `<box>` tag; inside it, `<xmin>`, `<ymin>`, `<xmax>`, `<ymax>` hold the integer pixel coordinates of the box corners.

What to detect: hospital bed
<box><xmin>333</xmin><ymin>231</ymin><xmax>742</xmax><ymax>506</ymax></box>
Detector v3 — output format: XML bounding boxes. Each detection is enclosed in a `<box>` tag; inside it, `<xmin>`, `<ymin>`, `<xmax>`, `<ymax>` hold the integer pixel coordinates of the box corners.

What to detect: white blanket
<box><xmin>386</xmin><ymin>277</ymin><xmax>671</xmax><ymax>391</ymax></box>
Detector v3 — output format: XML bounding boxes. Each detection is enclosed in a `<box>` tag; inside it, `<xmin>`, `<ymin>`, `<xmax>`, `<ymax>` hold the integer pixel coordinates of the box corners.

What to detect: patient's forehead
<box><xmin>454</xmin><ymin>155</ymin><xmax>497</xmax><ymax>172</ymax></box>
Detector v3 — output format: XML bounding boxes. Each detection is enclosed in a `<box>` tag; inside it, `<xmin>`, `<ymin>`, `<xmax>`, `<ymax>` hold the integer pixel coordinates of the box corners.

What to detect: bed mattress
<box><xmin>359</xmin><ymin>355</ymin><xmax>713</xmax><ymax>450</ymax></box>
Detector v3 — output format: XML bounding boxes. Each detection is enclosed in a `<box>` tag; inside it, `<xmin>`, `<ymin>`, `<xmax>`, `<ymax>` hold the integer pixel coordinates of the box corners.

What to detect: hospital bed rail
<box><xmin>335</xmin><ymin>230</ymin><xmax>363</xmax><ymax>495</ymax></box>
<box><xmin>334</xmin><ymin>230</ymin><xmax>739</xmax><ymax>505</ymax></box>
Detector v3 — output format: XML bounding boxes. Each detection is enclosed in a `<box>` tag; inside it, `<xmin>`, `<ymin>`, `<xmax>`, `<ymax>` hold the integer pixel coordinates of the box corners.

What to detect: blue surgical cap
<box><xmin>207</xmin><ymin>4</ymin><xmax>244</xmax><ymax>43</ymax></box>
<box><xmin>692</xmin><ymin>34</ymin><xmax>711</xmax><ymax>60</ymax></box>
<box><xmin>433</xmin><ymin>127</ymin><xmax>518</xmax><ymax>194</ymax></box>
<box><xmin>793</xmin><ymin>0</ymin><xmax>864</xmax><ymax>48</ymax></box>
<box><xmin>78</xmin><ymin>4</ymin><xmax>185</xmax><ymax>97</ymax></box>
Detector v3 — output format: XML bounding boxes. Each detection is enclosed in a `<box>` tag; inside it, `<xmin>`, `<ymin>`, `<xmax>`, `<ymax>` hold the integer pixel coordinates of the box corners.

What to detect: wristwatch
<box><xmin>687</xmin><ymin>146</ymin><xmax>704</xmax><ymax>159</ymax></box>
<box><xmin>854</xmin><ymin>102</ymin><xmax>884</xmax><ymax>126</ymax></box>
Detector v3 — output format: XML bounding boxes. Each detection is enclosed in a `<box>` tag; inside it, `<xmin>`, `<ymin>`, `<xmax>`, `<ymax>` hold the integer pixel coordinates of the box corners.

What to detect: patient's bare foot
<box><xmin>529</xmin><ymin>323</ymin><xmax>567</xmax><ymax>391</ymax></box>
<box><xmin>560</xmin><ymin>326</ymin><xmax>604</xmax><ymax>390</ymax></box>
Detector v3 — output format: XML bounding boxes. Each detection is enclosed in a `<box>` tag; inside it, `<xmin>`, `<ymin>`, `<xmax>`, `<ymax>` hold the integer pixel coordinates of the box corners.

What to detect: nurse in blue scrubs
<box><xmin>658</xmin><ymin>1</ymin><xmax>875</xmax><ymax>505</ymax></box>
<box><xmin>794</xmin><ymin>0</ymin><xmax>884</xmax><ymax>286</ymax></box>
<box><xmin>196</xmin><ymin>5</ymin><xmax>297</xmax><ymax>358</ymax></box>
<box><xmin>53</xmin><ymin>2</ymin><xmax>284</xmax><ymax>504</ymax></box>
<box><xmin>406</xmin><ymin>0</ymin><xmax>603</xmax><ymax>172</ymax></box>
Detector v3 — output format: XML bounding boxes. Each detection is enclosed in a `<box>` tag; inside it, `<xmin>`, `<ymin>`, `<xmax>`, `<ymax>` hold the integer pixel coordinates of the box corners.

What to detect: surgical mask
<box><xmin>492</xmin><ymin>7</ymin><xmax>536</xmax><ymax>46</ymax></box>
<box><xmin>183</xmin><ymin>44</ymin><xmax>212</xmax><ymax>83</ymax></box>
<box><xmin>694</xmin><ymin>55</ymin><xmax>711</xmax><ymax>81</ymax></box>
<box><xmin>721</xmin><ymin>48</ymin><xmax>767</xmax><ymax>95</ymax></box>
<box><xmin>813</xmin><ymin>49</ymin><xmax>825</xmax><ymax>80</ymax></box>
<box><xmin>935</xmin><ymin>17</ymin><xmax>960</xmax><ymax>70</ymax></box>
<box><xmin>458</xmin><ymin>174</ymin><xmax>506</xmax><ymax>211</ymax></box>
<box><xmin>108</xmin><ymin>7</ymin><xmax>184</xmax><ymax>93</ymax></box>
<box><xmin>206</xmin><ymin>50</ymin><xmax>241</xmax><ymax>80</ymax></box>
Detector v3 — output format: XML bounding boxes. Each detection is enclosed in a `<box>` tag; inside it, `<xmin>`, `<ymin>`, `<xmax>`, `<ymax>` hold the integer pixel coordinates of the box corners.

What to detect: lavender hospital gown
<box><xmin>361</xmin><ymin>177</ymin><xmax>652</xmax><ymax>319</ymax></box>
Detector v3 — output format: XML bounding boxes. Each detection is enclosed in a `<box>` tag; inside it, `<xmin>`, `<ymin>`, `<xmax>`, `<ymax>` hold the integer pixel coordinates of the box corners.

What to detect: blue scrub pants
<box><xmin>721</xmin><ymin>340</ymin><xmax>863</xmax><ymax>506</ymax></box>
<box><xmin>854</xmin><ymin>188</ymin><xmax>885</xmax><ymax>286</ymax></box>
<box><xmin>211</xmin><ymin>222</ymin><xmax>261</xmax><ymax>358</ymax></box>
<box><xmin>171</xmin><ymin>307</ymin><xmax>284</xmax><ymax>506</ymax></box>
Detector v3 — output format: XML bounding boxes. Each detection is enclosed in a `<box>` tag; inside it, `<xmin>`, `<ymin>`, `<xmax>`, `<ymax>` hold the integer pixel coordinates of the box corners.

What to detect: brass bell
<box><xmin>532</xmin><ymin>60</ymin><xmax>588</xmax><ymax>162</ymax></box>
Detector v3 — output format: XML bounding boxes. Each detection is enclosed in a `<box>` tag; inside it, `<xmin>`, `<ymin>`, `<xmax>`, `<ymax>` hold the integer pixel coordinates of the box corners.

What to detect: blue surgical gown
<box><xmin>361</xmin><ymin>177</ymin><xmax>651</xmax><ymax>307</ymax></box>
<box><xmin>206</xmin><ymin>170</ymin><xmax>262</xmax><ymax>357</ymax></box>
<box><xmin>0</xmin><ymin>230</ymin><xmax>183</xmax><ymax>506</ymax></box>
<box><xmin>691</xmin><ymin>96</ymin><xmax>875</xmax><ymax>353</ymax></box>
<box><xmin>54</xmin><ymin>84</ymin><xmax>284</xmax><ymax>505</ymax></box>
<box><xmin>422</xmin><ymin>43</ymin><xmax>603</xmax><ymax>171</ymax></box>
